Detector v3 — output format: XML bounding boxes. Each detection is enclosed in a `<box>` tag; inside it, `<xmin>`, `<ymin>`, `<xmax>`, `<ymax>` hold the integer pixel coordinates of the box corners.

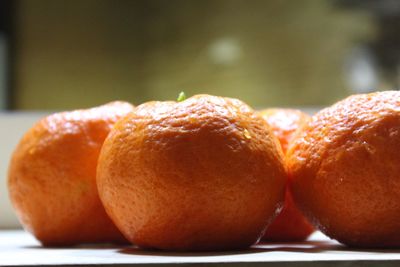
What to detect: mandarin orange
<box><xmin>259</xmin><ymin>109</ymin><xmax>314</xmax><ymax>241</ymax></box>
<box><xmin>97</xmin><ymin>95</ymin><xmax>286</xmax><ymax>251</ymax></box>
<box><xmin>287</xmin><ymin>91</ymin><xmax>400</xmax><ymax>247</ymax></box>
<box><xmin>8</xmin><ymin>101</ymin><xmax>133</xmax><ymax>246</ymax></box>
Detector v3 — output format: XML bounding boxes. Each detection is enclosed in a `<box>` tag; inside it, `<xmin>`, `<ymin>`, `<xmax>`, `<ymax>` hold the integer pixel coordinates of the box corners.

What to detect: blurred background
<box><xmin>1</xmin><ymin>0</ymin><xmax>400</xmax><ymax>227</ymax></box>
<box><xmin>3</xmin><ymin>0</ymin><xmax>400</xmax><ymax>110</ymax></box>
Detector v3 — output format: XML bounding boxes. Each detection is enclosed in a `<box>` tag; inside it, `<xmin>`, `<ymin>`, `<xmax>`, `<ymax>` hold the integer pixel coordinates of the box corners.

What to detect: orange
<box><xmin>259</xmin><ymin>109</ymin><xmax>310</xmax><ymax>154</ymax></box>
<box><xmin>97</xmin><ymin>94</ymin><xmax>286</xmax><ymax>251</ymax></box>
<box><xmin>287</xmin><ymin>91</ymin><xmax>400</xmax><ymax>247</ymax></box>
<box><xmin>8</xmin><ymin>101</ymin><xmax>133</xmax><ymax>246</ymax></box>
<box><xmin>259</xmin><ymin>109</ymin><xmax>314</xmax><ymax>241</ymax></box>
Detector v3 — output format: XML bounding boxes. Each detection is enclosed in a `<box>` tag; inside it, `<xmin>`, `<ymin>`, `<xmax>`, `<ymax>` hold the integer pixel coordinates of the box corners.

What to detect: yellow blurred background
<box><xmin>6</xmin><ymin>0</ymin><xmax>379</xmax><ymax>110</ymax></box>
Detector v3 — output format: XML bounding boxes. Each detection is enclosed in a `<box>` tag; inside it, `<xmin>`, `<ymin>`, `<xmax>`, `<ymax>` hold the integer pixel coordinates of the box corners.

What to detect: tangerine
<box><xmin>97</xmin><ymin>95</ymin><xmax>286</xmax><ymax>251</ymax></box>
<box><xmin>8</xmin><ymin>101</ymin><xmax>133</xmax><ymax>246</ymax></box>
<box><xmin>287</xmin><ymin>91</ymin><xmax>400</xmax><ymax>247</ymax></box>
<box><xmin>259</xmin><ymin>109</ymin><xmax>314</xmax><ymax>241</ymax></box>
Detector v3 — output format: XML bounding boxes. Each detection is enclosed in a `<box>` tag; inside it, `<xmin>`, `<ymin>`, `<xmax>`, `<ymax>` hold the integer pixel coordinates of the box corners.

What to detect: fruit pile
<box><xmin>7</xmin><ymin>91</ymin><xmax>400</xmax><ymax>250</ymax></box>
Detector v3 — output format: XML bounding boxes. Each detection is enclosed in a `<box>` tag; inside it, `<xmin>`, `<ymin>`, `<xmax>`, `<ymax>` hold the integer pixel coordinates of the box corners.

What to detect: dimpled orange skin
<box><xmin>287</xmin><ymin>91</ymin><xmax>400</xmax><ymax>247</ymax></box>
<box><xmin>97</xmin><ymin>95</ymin><xmax>286</xmax><ymax>251</ymax></box>
<box><xmin>8</xmin><ymin>102</ymin><xmax>133</xmax><ymax>246</ymax></box>
<box><xmin>259</xmin><ymin>109</ymin><xmax>314</xmax><ymax>242</ymax></box>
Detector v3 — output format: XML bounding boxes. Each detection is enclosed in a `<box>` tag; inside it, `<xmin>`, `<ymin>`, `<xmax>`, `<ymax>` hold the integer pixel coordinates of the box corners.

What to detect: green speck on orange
<box><xmin>177</xmin><ymin>92</ymin><xmax>186</xmax><ymax>102</ymax></box>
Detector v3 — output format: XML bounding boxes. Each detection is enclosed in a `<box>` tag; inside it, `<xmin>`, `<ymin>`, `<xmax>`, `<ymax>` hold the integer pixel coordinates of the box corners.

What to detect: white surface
<box><xmin>0</xmin><ymin>112</ymin><xmax>48</xmax><ymax>228</ymax></box>
<box><xmin>1</xmin><ymin>230</ymin><xmax>400</xmax><ymax>266</ymax></box>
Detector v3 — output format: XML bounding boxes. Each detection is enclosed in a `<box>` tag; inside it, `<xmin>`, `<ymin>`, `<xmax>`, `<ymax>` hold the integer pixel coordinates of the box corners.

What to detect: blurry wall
<box><xmin>12</xmin><ymin>0</ymin><xmax>374</xmax><ymax>110</ymax></box>
<box><xmin>0</xmin><ymin>34</ymin><xmax>6</xmax><ymax>109</ymax></box>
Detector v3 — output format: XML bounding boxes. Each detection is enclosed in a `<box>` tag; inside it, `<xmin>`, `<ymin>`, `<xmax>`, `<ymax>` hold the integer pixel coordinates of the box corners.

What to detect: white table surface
<box><xmin>1</xmin><ymin>230</ymin><xmax>400</xmax><ymax>266</ymax></box>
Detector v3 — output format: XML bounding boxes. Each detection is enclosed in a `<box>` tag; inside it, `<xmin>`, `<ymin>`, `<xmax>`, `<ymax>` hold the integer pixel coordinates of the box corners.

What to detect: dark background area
<box><xmin>1</xmin><ymin>0</ymin><xmax>400</xmax><ymax>110</ymax></box>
